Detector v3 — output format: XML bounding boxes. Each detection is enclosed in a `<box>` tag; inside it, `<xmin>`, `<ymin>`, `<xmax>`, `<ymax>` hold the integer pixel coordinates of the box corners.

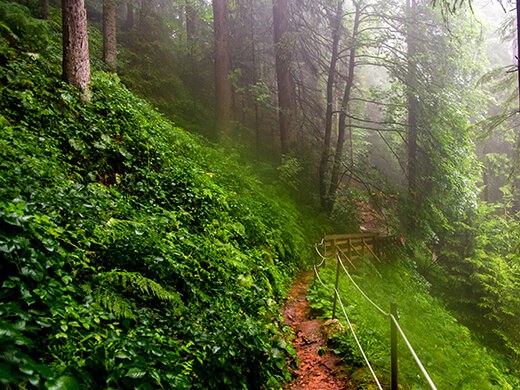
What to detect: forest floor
<box><xmin>282</xmin><ymin>272</ymin><xmax>352</xmax><ymax>390</ymax></box>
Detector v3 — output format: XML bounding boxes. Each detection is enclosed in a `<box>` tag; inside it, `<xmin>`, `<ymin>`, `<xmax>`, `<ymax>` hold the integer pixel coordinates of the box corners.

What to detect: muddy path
<box><xmin>282</xmin><ymin>272</ymin><xmax>352</xmax><ymax>390</ymax></box>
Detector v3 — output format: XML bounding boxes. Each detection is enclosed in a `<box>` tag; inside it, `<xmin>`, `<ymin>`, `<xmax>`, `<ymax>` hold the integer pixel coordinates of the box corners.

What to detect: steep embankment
<box><xmin>0</xmin><ymin>4</ymin><xmax>312</xmax><ymax>388</ymax></box>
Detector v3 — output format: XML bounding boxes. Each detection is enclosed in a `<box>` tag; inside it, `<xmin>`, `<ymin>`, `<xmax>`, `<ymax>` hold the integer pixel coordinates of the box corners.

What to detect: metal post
<box><xmin>331</xmin><ymin>254</ymin><xmax>341</xmax><ymax>319</ymax></box>
<box><xmin>391</xmin><ymin>302</ymin><xmax>398</xmax><ymax>390</ymax></box>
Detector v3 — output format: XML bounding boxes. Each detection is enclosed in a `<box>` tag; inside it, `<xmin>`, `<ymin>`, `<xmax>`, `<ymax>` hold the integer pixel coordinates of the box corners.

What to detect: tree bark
<box><xmin>248</xmin><ymin>0</ymin><xmax>261</xmax><ymax>155</ymax></box>
<box><xmin>103</xmin><ymin>0</ymin><xmax>117</xmax><ymax>72</ymax></box>
<box><xmin>319</xmin><ymin>0</ymin><xmax>343</xmax><ymax>210</ymax></box>
<box><xmin>186</xmin><ymin>0</ymin><xmax>197</xmax><ymax>41</ymax></box>
<box><xmin>125</xmin><ymin>0</ymin><xmax>134</xmax><ymax>30</ymax></box>
<box><xmin>407</xmin><ymin>0</ymin><xmax>418</xmax><ymax>199</ymax></box>
<box><xmin>516</xmin><ymin>0</ymin><xmax>520</xmax><ymax>112</ymax></box>
<box><xmin>273</xmin><ymin>0</ymin><xmax>296</xmax><ymax>155</ymax></box>
<box><xmin>213</xmin><ymin>0</ymin><xmax>234</xmax><ymax>139</ymax></box>
<box><xmin>326</xmin><ymin>1</ymin><xmax>361</xmax><ymax>214</ymax></box>
<box><xmin>62</xmin><ymin>0</ymin><xmax>91</xmax><ymax>99</ymax></box>
<box><xmin>41</xmin><ymin>0</ymin><xmax>49</xmax><ymax>19</ymax></box>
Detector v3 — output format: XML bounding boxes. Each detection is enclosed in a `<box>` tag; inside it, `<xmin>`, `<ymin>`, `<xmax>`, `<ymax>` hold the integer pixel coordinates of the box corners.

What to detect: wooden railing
<box><xmin>322</xmin><ymin>232</ymin><xmax>388</xmax><ymax>262</ymax></box>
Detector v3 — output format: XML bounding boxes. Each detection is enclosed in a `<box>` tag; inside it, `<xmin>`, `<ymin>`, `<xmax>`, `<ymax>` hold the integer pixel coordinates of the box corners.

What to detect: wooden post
<box><xmin>391</xmin><ymin>302</ymin><xmax>398</xmax><ymax>390</ymax></box>
<box><xmin>331</xmin><ymin>254</ymin><xmax>341</xmax><ymax>319</ymax></box>
<box><xmin>362</xmin><ymin>237</ymin><xmax>366</xmax><ymax>256</ymax></box>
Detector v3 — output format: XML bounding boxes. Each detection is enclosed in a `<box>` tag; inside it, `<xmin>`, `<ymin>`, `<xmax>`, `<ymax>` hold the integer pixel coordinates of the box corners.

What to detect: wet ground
<box><xmin>282</xmin><ymin>272</ymin><xmax>352</xmax><ymax>390</ymax></box>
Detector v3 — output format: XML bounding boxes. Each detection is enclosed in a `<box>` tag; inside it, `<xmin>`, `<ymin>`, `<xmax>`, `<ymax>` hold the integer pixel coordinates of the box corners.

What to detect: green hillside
<box><xmin>0</xmin><ymin>3</ymin><xmax>314</xmax><ymax>388</ymax></box>
<box><xmin>309</xmin><ymin>254</ymin><xmax>520</xmax><ymax>389</ymax></box>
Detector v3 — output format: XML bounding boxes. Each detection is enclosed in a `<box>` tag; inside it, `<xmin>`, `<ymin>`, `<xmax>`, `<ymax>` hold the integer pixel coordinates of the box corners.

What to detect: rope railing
<box><xmin>336</xmin><ymin>250</ymin><xmax>437</xmax><ymax>389</ymax></box>
<box><xmin>337</xmin><ymin>249</ymin><xmax>388</xmax><ymax>317</ymax></box>
<box><xmin>313</xmin><ymin>240</ymin><xmax>438</xmax><ymax>390</ymax></box>
<box><xmin>313</xmin><ymin>244</ymin><xmax>383</xmax><ymax>389</ymax></box>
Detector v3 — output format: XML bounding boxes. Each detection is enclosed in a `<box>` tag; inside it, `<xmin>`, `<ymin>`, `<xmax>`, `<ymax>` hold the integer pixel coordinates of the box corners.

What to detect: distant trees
<box><xmin>62</xmin><ymin>0</ymin><xmax>91</xmax><ymax>98</ymax></box>
<box><xmin>212</xmin><ymin>0</ymin><xmax>234</xmax><ymax>139</ymax></box>
<box><xmin>273</xmin><ymin>0</ymin><xmax>296</xmax><ymax>155</ymax></box>
<box><xmin>54</xmin><ymin>0</ymin><xmax>493</xmax><ymax>229</ymax></box>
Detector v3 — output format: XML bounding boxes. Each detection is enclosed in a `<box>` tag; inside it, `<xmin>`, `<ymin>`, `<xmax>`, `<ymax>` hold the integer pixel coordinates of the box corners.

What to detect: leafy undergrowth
<box><xmin>308</xmin><ymin>256</ymin><xmax>520</xmax><ymax>389</ymax></box>
<box><xmin>0</xmin><ymin>3</ymin><xmax>311</xmax><ymax>388</ymax></box>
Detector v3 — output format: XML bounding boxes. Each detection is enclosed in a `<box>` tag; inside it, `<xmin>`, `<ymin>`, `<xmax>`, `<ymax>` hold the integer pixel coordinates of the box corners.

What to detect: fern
<box><xmin>93</xmin><ymin>269</ymin><xmax>184</xmax><ymax>316</ymax></box>
<box><xmin>94</xmin><ymin>286</ymin><xmax>136</xmax><ymax>319</ymax></box>
<box><xmin>115</xmin><ymin>270</ymin><xmax>181</xmax><ymax>304</ymax></box>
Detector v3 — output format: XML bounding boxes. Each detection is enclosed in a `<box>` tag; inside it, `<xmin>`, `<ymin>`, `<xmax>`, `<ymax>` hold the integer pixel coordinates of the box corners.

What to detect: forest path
<box><xmin>282</xmin><ymin>272</ymin><xmax>352</xmax><ymax>390</ymax></box>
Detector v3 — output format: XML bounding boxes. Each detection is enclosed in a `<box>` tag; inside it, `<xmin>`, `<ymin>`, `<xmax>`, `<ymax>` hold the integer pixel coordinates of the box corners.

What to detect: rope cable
<box><xmin>337</xmin><ymin>252</ymin><xmax>389</xmax><ymax>316</ymax></box>
<box><xmin>334</xmin><ymin>250</ymin><xmax>437</xmax><ymax>390</ymax></box>
<box><xmin>312</xmin><ymin>260</ymin><xmax>383</xmax><ymax>389</ymax></box>
<box><xmin>335</xmin><ymin>288</ymin><xmax>384</xmax><ymax>390</ymax></box>
<box><xmin>314</xmin><ymin>244</ymin><xmax>327</xmax><ymax>267</ymax></box>
<box><xmin>313</xmin><ymin>263</ymin><xmax>330</xmax><ymax>290</ymax></box>
<box><xmin>390</xmin><ymin>314</ymin><xmax>438</xmax><ymax>390</ymax></box>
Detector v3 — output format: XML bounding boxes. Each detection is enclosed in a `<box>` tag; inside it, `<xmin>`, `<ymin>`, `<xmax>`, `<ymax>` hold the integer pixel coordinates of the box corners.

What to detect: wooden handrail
<box><xmin>321</xmin><ymin>232</ymin><xmax>392</xmax><ymax>261</ymax></box>
<box><xmin>324</xmin><ymin>232</ymin><xmax>380</xmax><ymax>240</ymax></box>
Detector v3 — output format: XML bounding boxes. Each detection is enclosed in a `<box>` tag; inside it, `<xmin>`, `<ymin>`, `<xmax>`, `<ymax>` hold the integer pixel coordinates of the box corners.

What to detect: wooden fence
<box><xmin>322</xmin><ymin>232</ymin><xmax>385</xmax><ymax>262</ymax></box>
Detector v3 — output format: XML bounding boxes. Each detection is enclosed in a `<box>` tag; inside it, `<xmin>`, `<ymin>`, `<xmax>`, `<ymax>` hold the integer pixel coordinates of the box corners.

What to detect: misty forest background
<box><xmin>1</xmin><ymin>0</ymin><xmax>520</xmax><ymax>388</ymax></box>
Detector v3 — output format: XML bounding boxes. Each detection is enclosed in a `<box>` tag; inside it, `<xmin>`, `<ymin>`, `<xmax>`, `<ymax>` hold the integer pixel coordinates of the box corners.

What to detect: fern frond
<box><xmin>117</xmin><ymin>271</ymin><xmax>181</xmax><ymax>303</ymax></box>
<box><xmin>96</xmin><ymin>269</ymin><xmax>184</xmax><ymax>310</ymax></box>
<box><xmin>93</xmin><ymin>286</ymin><xmax>136</xmax><ymax>319</ymax></box>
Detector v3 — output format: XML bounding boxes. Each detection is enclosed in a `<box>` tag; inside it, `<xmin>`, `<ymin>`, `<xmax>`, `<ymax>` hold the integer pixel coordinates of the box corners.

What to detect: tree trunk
<box><xmin>213</xmin><ymin>0</ymin><xmax>233</xmax><ymax>139</ymax></box>
<box><xmin>186</xmin><ymin>0</ymin><xmax>197</xmax><ymax>40</ymax></box>
<box><xmin>41</xmin><ymin>0</ymin><xmax>49</xmax><ymax>19</ymax></box>
<box><xmin>273</xmin><ymin>0</ymin><xmax>296</xmax><ymax>155</ymax></box>
<box><xmin>404</xmin><ymin>0</ymin><xmax>419</xmax><ymax>234</ymax></box>
<box><xmin>62</xmin><ymin>0</ymin><xmax>91</xmax><ymax>99</ymax></box>
<box><xmin>103</xmin><ymin>0</ymin><xmax>117</xmax><ymax>72</ymax></box>
<box><xmin>407</xmin><ymin>0</ymin><xmax>418</xmax><ymax>199</ymax></box>
<box><xmin>319</xmin><ymin>0</ymin><xmax>343</xmax><ymax>211</ymax></box>
<box><xmin>125</xmin><ymin>0</ymin><xmax>134</xmax><ymax>29</ymax></box>
<box><xmin>326</xmin><ymin>1</ymin><xmax>361</xmax><ymax>214</ymax></box>
<box><xmin>516</xmin><ymin>0</ymin><xmax>520</xmax><ymax>111</ymax></box>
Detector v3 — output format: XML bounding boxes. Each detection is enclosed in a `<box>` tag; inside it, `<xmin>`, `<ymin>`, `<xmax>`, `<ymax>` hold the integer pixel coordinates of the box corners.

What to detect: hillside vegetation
<box><xmin>0</xmin><ymin>3</ymin><xmax>314</xmax><ymax>388</ymax></box>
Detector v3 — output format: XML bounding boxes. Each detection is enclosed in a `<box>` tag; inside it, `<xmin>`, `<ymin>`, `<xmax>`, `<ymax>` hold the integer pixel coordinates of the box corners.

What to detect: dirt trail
<box><xmin>282</xmin><ymin>272</ymin><xmax>351</xmax><ymax>390</ymax></box>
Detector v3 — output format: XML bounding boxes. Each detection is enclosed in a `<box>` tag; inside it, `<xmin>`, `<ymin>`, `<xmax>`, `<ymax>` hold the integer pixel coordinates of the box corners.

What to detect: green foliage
<box><xmin>0</xmin><ymin>4</ymin><xmax>308</xmax><ymax>387</ymax></box>
<box><xmin>436</xmin><ymin>204</ymin><xmax>520</xmax><ymax>362</ymax></box>
<box><xmin>0</xmin><ymin>1</ymin><xmax>49</xmax><ymax>50</ymax></box>
<box><xmin>308</xmin><ymin>256</ymin><xmax>519</xmax><ymax>389</ymax></box>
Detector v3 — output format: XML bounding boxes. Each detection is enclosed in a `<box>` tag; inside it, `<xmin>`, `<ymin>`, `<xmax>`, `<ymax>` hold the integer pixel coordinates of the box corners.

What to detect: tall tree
<box><xmin>327</xmin><ymin>0</ymin><xmax>361</xmax><ymax>214</ymax></box>
<box><xmin>41</xmin><ymin>0</ymin><xmax>49</xmax><ymax>19</ymax></box>
<box><xmin>62</xmin><ymin>0</ymin><xmax>91</xmax><ymax>98</ymax></box>
<box><xmin>406</xmin><ymin>0</ymin><xmax>418</xmax><ymax>200</ymax></box>
<box><xmin>319</xmin><ymin>0</ymin><xmax>344</xmax><ymax>210</ymax></box>
<box><xmin>103</xmin><ymin>0</ymin><xmax>117</xmax><ymax>72</ymax></box>
<box><xmin>186</xmin><ymin>0</ymin><xmax>198</xmax><ymax>41</ymax></box>
<box><xmin>273</xmin><ymin>0</ymin><xmax>296</xmax><ymax>155</ymax></box>
<box><xmin>125</xmin><ymin>0</ymin><xmax>134</xmax><ymax>29</ymax></box>
<box><xmin>213</xmin><ymin>0</ymin><xmax>233</xmax><ymax>139</ymax></box>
